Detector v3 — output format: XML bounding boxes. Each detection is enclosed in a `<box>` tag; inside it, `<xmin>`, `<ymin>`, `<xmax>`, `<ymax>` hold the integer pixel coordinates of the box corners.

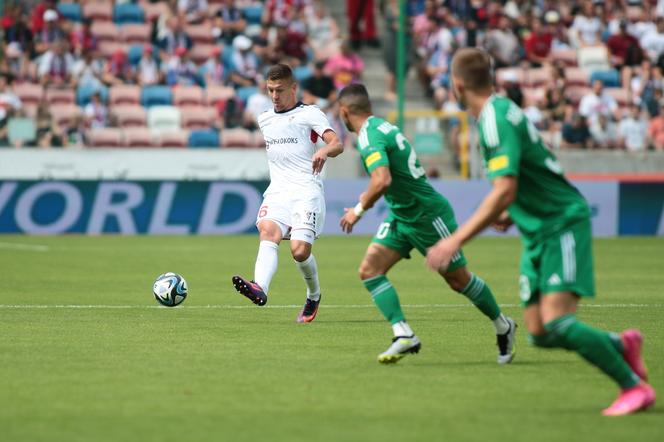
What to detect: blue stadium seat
<box><xmin>128</xmin><ymin>44</ymin><xmax>155</xmax><ymax>66</ymax></box>
<box><xmin>141</xmin><ymin>85</ymin><xmax>173</xmax><ymax>107</ymax></box>
<box><xmin>113</xmin><ymin>3</ymin><xmax>145</xmax><ymax>25</ymax></box>
<box><xmin>242</xmin><ymin>6</ymin><xmax>263</xmax><ymax>25</ymax></box>
<box><xmin>189</xmin><ymin>130</ymin><xmax>220</xmax><ymax>148</ymax></box>
<box><xmin>590</xmin><ymin>70</ymin><xmax>620</xmax><ymax>88</ymax></box>
<box><xmin>76</xmin><ymin>85</ymin><xmax>108</xmax><ymax>106</ymax></box>
<box><xmin>58</xmin><ymin>3</ymin><xmax>82</xmax><ymax>22</ymax></box>
<box><xmin>237</xmin><ymin>86</ymin><xmax>258</xmax><ymax>103</ymax></box>
<box><xmin>293</xmin><ymin>66</ymin><xmax>313</xmax><ymax>82</ymax></box>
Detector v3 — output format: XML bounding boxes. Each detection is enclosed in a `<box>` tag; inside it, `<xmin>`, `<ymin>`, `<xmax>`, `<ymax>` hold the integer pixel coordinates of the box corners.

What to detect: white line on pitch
<box><xmin>0</xmin><ymin>242</ymin><xmax>50</xmax><ymax>252</ymax></box>
<box><xmin>0</xmin><ymin>303</ymin><xmax>660</xmax><ymax>310</ymax></box>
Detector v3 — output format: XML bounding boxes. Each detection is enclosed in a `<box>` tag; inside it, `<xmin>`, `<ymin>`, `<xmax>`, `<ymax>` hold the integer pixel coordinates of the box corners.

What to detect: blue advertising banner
<box><xmin>618</xmin><ymin>183</ymin><xmax>664</xmax><ymax>235</ymax></box>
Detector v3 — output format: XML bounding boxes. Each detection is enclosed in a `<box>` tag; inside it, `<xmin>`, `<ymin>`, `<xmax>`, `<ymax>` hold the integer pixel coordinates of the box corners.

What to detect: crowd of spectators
<box><xmin>0</xmin><ymin>0</ymin><xmax>351</xmax><ymax>148</ymax></box>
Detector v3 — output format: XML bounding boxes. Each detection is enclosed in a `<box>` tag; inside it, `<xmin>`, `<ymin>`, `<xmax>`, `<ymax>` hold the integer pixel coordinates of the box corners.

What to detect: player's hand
<box><xmin>426</xmin><ymin>236</ymin><xmax>461</xmax><ymax>272</ymax></box>
<box><xmin>491</xmin><ymin>211</ymin><xmax>513</xmax><ymax>233</ymax></box>
<box><xmin>312</xmin><ymin>150</ymin><xmax>328</xmax><ymax>174</ymax></box>
<box><xmin>340</xmin><ymin>208</ymin><xmax>360</xmax><ymax>234</ymax></box>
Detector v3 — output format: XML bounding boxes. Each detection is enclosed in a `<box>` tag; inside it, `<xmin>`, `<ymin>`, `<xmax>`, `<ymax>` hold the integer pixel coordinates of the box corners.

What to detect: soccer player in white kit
<box><xmin>232</xmin><ymin>63</ymin><xmax>344</xmax><ymax>323</ymax></box>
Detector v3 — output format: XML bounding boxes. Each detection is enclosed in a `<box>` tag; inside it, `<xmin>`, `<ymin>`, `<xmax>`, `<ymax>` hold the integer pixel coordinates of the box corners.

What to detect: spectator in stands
<box><xmin>164</xmin><ymin>47</ymin><xmax>199</xmax><ymax>87</ymax></box>
<box><xmin>579</xmin><ymin>80</ymin><xmax>620</xmax><ymax>123</ymax></box>
<box><xmin>641</xmin><ymin>17</ymin><xmax>664</xmax><ymax>64</ymax></box>
<box><xmin>158</xmin><ymin>16</ymin><xmax>193</xmax><ymax>60</ymax></box>
<box><xmin>589</xmin><ymin>114</ymin><xmax>619</xmax><ymax>149</ymax></box>
<box><xmin>229</xmin><ymin>35</ymin><xmax>262</xmax><ymax>87</ymax></box>
<box><xmin>306</xmin><ymin>2</ymin><xmax>340</xmax><ymax>60</ymax></box>
<box><xmin>618</xmin><ymin>104</ymin><xmax>648</xmax><ymax>151</ymax></box>
<box><xmin>345</xmin><ymin>0</ymin><xmax>379</xmax><ymax>49</ymax></box>
<box><xmin>647</xmin><ymin>106</ymin><xmax>664</xmax><ymax>150</ymax></box>
<box><xmin>544</xmin><ymin>85</ymin><xmax>568</xmax><ymax>130</ymax></box>
<box><xmin>263</xmin><ymin>0</ymin><xmax>305</xmax><ymax>28</ymax></box>
<box><xmin>213</xmin><ymin>0</ymin><xmax>247</xmax><ymax>46</ymax></box>
<box><xmin>2</xmin><ymin>42</ymin><xmax>29</xmax><ymax>83</ymax></box>
<box><xmin>570</xmin><ymin>0</ymin><xmax>602</xmax><ymax>47</ymax></box>
<box><xmin>72</xmin><ymin>50</ymin><xmax>105</xmax><ymax>91</ymax></box>
<box><xmin>524</xmin><ymin>17</ymin><xmax>553</xmax><ymax>67</ymax></box>
<box><xmin>135</xmin><ymin>45</ymin><xmax>161</xmax><ymax>86</ymax></box>
<box><xmin>69</xmin><ymin>18</ymin><xmax>97</xmax><ymax>58</ymax></box>
<box><xmin>178</xmin><ymin>0</ymin><xmax>209</xmax><ymax>24</ymax></box>
<box><xmin>0</xmin><ymin>73</ymin><xmax>22</xmax><ymax>126</ymax></box>
<box><xmin>102</xmin><ymin>49</ymin><xmax>133</xmax><ymax>86</ymax></box>
<box><xmin>608</xmin><ymin>20</ymin><xmax>643</xmax><ymax>68</ymax></box>
<box><xmin>34</xmin><ymin>8</ymin><xmax>64</xmax><ymax>56</ymax></box>
<box><xmin>243</xmin><ymin>80</ymin><xmax>271</xmax><ymax>130</ymax></box>
<box><xmin>325</xmin><ymin>39</ymin><xmax>364</xmax><ymax>90</ymax></box>
<box><xmin>483</xmin><ymin>14</ymin><xmax>520</xmax><ymax>69</ymax></box>
<box><xmin>301</xmin><ymin>60</ymin><xmax>336</xmax><ymax>108</ymax></box>
<box><xmin>30</xmin><ymin>0</ymin><xmax>58</xmax><ymax>35</ymax></box>
<box><xmin>84</xmin><ymin>92</ymin><xmax>108</xmax><ymax>130</ymax></box>
<box><xmin>38</xmin><ymin>39</ymin><xmax>75</xmax><ymax>87</ymax></box>
<box><xmin>268</xmin><ymin>23</ymin><xmax>308</xmax><ymax>67</ymax></box>
<box><xmin>200</xmin><ymin>46</ymin><xmax>226</xmax><ymax>86</ymax></box>
<box><xmin>562</xmin><ymin>112</ymin><xmax>593</xmax><ymax>149</ymax></box>
<box><xmin>2</xmin><ymin>5</ymin><xmax>35</xmax><ymax>58</ymax></box>
<box><xmin>35</xmin><ymin>99</ymin><xmax>66</xmax><ymax>148</ymax></box>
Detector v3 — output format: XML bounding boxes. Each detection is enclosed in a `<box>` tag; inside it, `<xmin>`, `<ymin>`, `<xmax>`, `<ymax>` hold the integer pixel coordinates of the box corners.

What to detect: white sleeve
<box><xmin>38</xmin><ymin>53</ymin><xmax>51</xmax><ymax>77</ymax></box>
<box><xmin>307</xmin><ymin>106</ymin><xmax>334</xmax><ymax>138</ymax></box>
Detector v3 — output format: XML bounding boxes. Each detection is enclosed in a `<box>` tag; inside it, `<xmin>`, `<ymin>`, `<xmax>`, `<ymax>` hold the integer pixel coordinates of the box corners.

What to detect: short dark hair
<box><xmin>451</xmin><ymin>48</ymin><xmax>493</xmax><ymax>92</ymax></box>
<box><xmin>266</xmin><ymin>63</ymin><xmax>294</xmax><ymax>83</ymax></box>
<box><xmin>338</xmin><ymin>84</ymin><xmax>372</xmax><ymax>115</ymax></box>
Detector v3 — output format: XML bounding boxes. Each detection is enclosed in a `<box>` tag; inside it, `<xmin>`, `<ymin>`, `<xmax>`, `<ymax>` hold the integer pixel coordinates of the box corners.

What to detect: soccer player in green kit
<box><xmin>337</xmin><ymin>84</ymin><xmax>516</xmax><ymax>364</ymax></box>
<box><xmin>426</xmin><ymin>48</ymin><xmax>655</xmax><ymax>416</ymax></box>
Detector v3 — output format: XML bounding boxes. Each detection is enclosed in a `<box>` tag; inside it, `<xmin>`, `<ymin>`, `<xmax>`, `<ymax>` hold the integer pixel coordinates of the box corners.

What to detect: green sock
<box><xmin>459</xmin><ymin>273</ymin><xmax>502</xmax><ymax>320</ymax></box>
<box><xmin>363</xmin><ymin>275</ymin><xmax>405</xmax><ymax>324</ymax></box>
<box><xmin>544</xmin><ymin>314</ymin><xmax>639</xmax><ymax>389</ymax></box>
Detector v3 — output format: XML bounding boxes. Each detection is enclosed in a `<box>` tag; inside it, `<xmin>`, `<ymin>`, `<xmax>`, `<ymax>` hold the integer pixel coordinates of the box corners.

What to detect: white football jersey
<box><xmin>258</xmin><ymin>102</ymin><xmax>334</xmax><ymax>195</ymax></box>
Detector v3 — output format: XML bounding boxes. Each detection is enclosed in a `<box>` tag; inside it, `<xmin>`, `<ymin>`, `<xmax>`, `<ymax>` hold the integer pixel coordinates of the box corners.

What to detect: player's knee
<box><xmin>291</xmin><ymin>245</ymin><xmax>311</xmax><ymax>262</ymax></box>
<box><xmin>358</xmin><ymin>262</ymin><xmax>379</xmax><ymax>280</ymax></box>
<box><xmin>446</xmin><ymin>277</ymin><xmax>467</xmax><ymax>293</ymax></box>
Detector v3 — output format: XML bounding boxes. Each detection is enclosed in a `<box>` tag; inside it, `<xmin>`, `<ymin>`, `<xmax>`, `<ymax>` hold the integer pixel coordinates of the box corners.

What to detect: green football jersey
<box><xmin>477</xmin><ymin>95</ymin><xmax>590</xmax><ymax>239</ymax></box>
<box><xmin>357</xmin><ymin>116</ymin><xmax>447</xmax><ymax>221</ymax></box>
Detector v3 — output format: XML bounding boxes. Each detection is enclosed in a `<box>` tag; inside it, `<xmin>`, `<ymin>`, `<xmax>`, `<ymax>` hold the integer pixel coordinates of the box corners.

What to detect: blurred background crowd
<box><xmin>1</xmin><ymin>0</ymin><xmax>663</xmax><ymax>152</ymax></box>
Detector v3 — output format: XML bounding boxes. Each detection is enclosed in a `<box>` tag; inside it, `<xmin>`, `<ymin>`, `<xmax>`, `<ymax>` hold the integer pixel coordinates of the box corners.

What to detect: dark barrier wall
<box><xmin>619</xmin><ymin>183</ymin><xmax>664</xmax><ymax>236</ymax></box>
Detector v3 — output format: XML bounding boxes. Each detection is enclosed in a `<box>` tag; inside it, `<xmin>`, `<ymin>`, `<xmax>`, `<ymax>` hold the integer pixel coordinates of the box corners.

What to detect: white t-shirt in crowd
<box><xmin>618</xmin><ymin>117</ymin><xmax>648</xmax><ymax>151</ymax></box>
<box><xmin>572</xmin><ymin>15</ymin><xmax>602</xmax><ymax>45</ymax></box>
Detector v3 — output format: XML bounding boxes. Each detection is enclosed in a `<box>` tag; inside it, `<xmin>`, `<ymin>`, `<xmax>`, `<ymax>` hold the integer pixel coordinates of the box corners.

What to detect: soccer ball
<box><xmin>153</xmin><ymin>272</ymin><xmax>188</xmax><ymax>307</ymax></box>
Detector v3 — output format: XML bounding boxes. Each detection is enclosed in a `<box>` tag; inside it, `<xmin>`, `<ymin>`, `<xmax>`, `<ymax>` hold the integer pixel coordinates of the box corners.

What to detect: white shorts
<box><xmin>256</xmin><ymin>192</ymin><xmax>325</xmax><ymax>243</ymax></box>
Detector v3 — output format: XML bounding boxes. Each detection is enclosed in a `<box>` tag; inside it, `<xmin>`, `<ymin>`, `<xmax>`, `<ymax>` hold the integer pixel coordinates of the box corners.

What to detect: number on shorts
<box><xmin>376</xmin><ymin>222</ymin><xmax>390</xmax><ymax>239</ymax></box>
<box><xmin>258</xmin><ymin>205</ymin><xmax>268</xmax><ymax>218</ymax></box>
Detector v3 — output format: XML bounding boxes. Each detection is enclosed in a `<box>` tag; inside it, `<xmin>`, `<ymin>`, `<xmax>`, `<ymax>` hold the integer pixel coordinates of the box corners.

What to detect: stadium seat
<box><xmin>109</xmin><ymin>85</ymin><xmax>141</xmax><ymax>106</ymax></box>
<box><xmin>83</xmin><ymin>1</ymin><xmax>113</xmax><ymax>21</ymax></box>
<box><xmin>190</xmin><ymin>44</ymin><xmax>217</xmax><ymax>65</ymax></box>
<box><xmin>13</xmin><ymin>83</ymin><xmax>43</xmax><ymax>107</ymax></box>
<box><xmin>578</xmin><ymin>46</ymin><xmax>610</xmax><ymax>72</ymax></box>
<box><xmin>237</xmin><ymin>86</ymin><xmax>259</xmax><ymax>103</ymax></box>
<box><xmin>523</xmin><ymin>67</ymin><xmax>550</xmax><ymax>88</ymax></box>
<box><xmin>121</xmin><ymin>24</ymin><xmax>151</xmax><ymax>45</ymax></box>
<box><xmin>45</xmin><ymin>88</ymin><xmax>75</xmax><ymax>105</ymax></box>
<box><xmin>253</xmin><ymin>130</ymin><xmax>265</xmax><ymax>148</ymax></box>
<box><xmin>91</xmin><ymin>21</ymin><xmax>119</xmax><ymax>43</ymax></box>
<box><xmin>158</xmin><ymin>130</ymin><xmax>189</xmax><ymax>148</ymax></box>
<box><xmin>138</xmin><ymin>0</ymin><xmax>169</xmax><ymax>22</ymax></box>
<box><xmin>50</xmin><ymin>104</ymin><xmax>80</xmax><ymax>129</ymax></box>
<box><xmin>564</xmin><ymin>67</ymin><xmax>590</xmax><ymax>86</ymax></box>
<box><xmin>564</xmin><ymin>86</ymin><xmax>592</xmax><ymax>106</ymax></box>
<box><xmin>141</xmin><ymin>86</ymin><xmax>173</xmax><ymax>107</ymax></box>
<box><xmin>221</xmin><ymin>128</ymin><xmax>253</xmax><ymax>147</ymax></box>
<box><xmin>185</xmin><ymin>24</ymin><xmax>214</xmax><ymax>45</ymax></box>
<box><xmin>173</xmin><ymin>86</ymin><xmax>204</xmax><ymax>107</ymax></box>
<box><xmin>205</xmin><ymin>85</ymin><xmax>236</xmax><ymax>106</ymax></box>
<box><xmin>98</xmin><ymin>41</ymin><xmax>127</xmax><ymax>58</ymax></box>
<box><xmin>113</xmin><ymin>3</ymin><xmax>145</xmax><ymax>25</ymax></box>
<box><xmin>495</xmin><ymin>68</ymin><xmax>524</xmax><ymax>86</ymax></box>
<box><xmin>293</xmin><ymin>65</ymin><xmax>313</xmax><ymax>82</ymax></box>
<box><xmin>123</xmin><ymin>127</ymin><xmax>154</xmax><ymax>147</ymax></box>
<box><xmin>7</xmin><ymin>118</ymin><xmax>36</xmax><ymax>145</ymax></box>
<box><xmin>87</xmin><ymin>128</ymin><xmax>123</xmax><ymax>147</ymax></box>
<box><xmin>77</xmin><ymin>85</ymin><xmax>108</xmax><ymax>106</ymax></box>
<box><xmin>180</xmin><ymin>106</ymin><xmax>217</xmax><ymax>129</ymax></box>
<box><xmin>127</xmin><ymin>44</ymin><xmax>150</xmax><ymax>66</ymax></box>
<box><xmin>605</xmin><ymin>88</ymin><xmax>631</xmax><ymax>107</ymax></box>
<box><xmin>522</xmin><ymin>87</ymin><xmax>546</xmax><ymax>107</ymax></box>
<box><xmin>551</xmin><ymin>48</ymin><xmax>578</xmax><ymax>67</ymax></box>
<box><xmin>57</xmin><ymin>3</ymin><xmax>82</xmax><ymax>22</ymax></box>
<box><xmin>147</xmin><ymin>106</ymin><xmax>181</xmax><ymax>131</ymax></box>
<box><xmin>242</xmin><ymin>5</ymin><xmax>264</xmax><ymax>25</ymax></box>
<box><xmin>590</xmin><ymin>70</ymin><xmax>620</xmax><ymax>88</ymax></box>
<box><xmin>188</xmin><ymin>130</ymin><xmax>220</xmax><ymax>148</ymax></box>
<box><xmin>112</xmin><ymin>105</ymin><xmax>147</xmax><ymax>128</ymax></box>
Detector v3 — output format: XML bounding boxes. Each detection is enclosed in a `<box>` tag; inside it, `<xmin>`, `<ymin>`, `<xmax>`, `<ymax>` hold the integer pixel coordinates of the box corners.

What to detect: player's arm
<box><xmin>312</xmin><ymin>129</ymin><xmax>343</xmax><ymax>173</ymax></box>
<box><xmin>340</xmin><ymin>166</ymin><xmax>391</xmax><ymax>234</ymax></box>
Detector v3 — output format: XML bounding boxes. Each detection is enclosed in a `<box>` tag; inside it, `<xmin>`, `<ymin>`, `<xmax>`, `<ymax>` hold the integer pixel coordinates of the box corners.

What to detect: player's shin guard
<box><xmin>295</xmin><ymin>254</ymin><xmax>320</xmax><ymax>301</ymax></box>
<box><xmin>544</xmin><ymin>314</ymin><xmax>641</xmax><ymax>388</ymax></box>
<box><xmin>460</xmin><ymin>273</ymin><xmax>502</xmax><ymax>321</ymax></box>
<box><xmin>363</xmin><ymin>275</ymin><xmax>405</xmax><ymax>324</ymax></box>
<box><xmin>254</xmin><ymin>240</ymin><xmax>279</xmax><ymax>294</ymax></box>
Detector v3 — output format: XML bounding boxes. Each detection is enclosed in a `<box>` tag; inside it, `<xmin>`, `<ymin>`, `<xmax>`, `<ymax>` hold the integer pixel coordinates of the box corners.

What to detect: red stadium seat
<box><xmin>139</xmin><ymin>0</ymin><xmax>170</xmax><ymax>22</ymax></box>
<box><xmin>109</xmin><ymin>85</ymin><xmax>141</xmax><ymax>106</ymax></box>
<box><xmin>189</xmin><ymin>44</ymin><xmax>217</xmax><ymax>65</ymax></box>
<box><xmin>172</xmin><ymin>86</ymin><xmax>204</xmax><ymax>107</ymax></box>
<box><xmin>551</xmin><ymin>48</ymin><xmax>578</xmax><ymax>67</ymax></box>
<box><xmin>158</xmin><ymin>130</ymin><xmax>189</xmax><ymax>148</ymax></box>
<box><xmin>185</xmin><ymin>24</ymin><xmax>214</xmax><ymax>45</ymax></box>
<box><xmin>83</xmin><ymin>1</ymin><xmax>113</xmax><ymax>21</ymax></box>
<box><xmin>205</xmin><ymin>85</ymin><xmax>236</xmax><ymax>106</ymax></box>
<box><xmin>121</xmin><ymin>23</ymin><xmax>151</xmax><ymax>45</ymax></box>
<box><xmin>123</xmin><ymin>127</ymin><xmax>154</xmax><ymax>147</ymax></box>
<box><xmin>523</xmin><ymin>68</ymin><xmax>551</xmax><ymax>88</ymax></box>
<box><xmin>87</xmin><ymin>128</ymin><xmax>123</xmax><ymax>147</ymax></box>
<box><xmin>112</xmin><ymin>105</ymin><xmax>147</xmax><ymax>128</ymax></box>
<box><xmin>221</xmin><ymin>128</ymin><xmax>253</xmax><ymax>147</ymax></box>
<box><xmin>565</xmin><ymin>86</ymin><xmax>592</xmax><ymax>106</ymax></box>
<box><xmin>45</xmin><ymin>88</ymin><xmax>75</xmax><ymax>105</ymax></box>
<box><xmin>50</xmin><ymin>104</ymin><xmax>81</xmax><ymax>128</ymax></box>
<box><xmin>91</xmin><ymin>21</ymin><xmax>120</xmax><ymax>43</ymax></box>
<box><xmin>605</xmin><ymin>88</ymin><xmax>631</xmax><ymax>107</ymax></box>
<box><xmin>252</xmin><ymin>130</ymin><xmax>265</xmax><ymax>148</ymax></box>
<box><xmin>180</xmin><ymin>106</ymin><xmax>217</xmax><ymax>129</ymax></box>
<box><xmin>564</xmin><ymin>67</ymin><xmax>590</xmax><ymax>86</ymax></box>
<box><xmin>13</xmin><ymin>83</ymin><xmax>43</xmax><ymax>106</ymax></box>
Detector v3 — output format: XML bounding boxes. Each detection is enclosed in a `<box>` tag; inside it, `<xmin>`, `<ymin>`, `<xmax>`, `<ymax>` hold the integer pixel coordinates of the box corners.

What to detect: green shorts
<box><xmin>371</xmin><ymin>209</ymin><xmax>467</xmax><ymax>272</ymax></box>
<box><xmin>518</xmin><ymin>219</ymin><xmax>595</xmax><ymax>307</ymax></box>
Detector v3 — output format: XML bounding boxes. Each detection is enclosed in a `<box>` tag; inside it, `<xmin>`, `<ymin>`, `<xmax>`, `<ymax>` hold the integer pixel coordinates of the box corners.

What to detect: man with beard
<box><xmin>337</xmin><ymin>83</ymin><xmax>516</xmax><ymax>364</ymax></box>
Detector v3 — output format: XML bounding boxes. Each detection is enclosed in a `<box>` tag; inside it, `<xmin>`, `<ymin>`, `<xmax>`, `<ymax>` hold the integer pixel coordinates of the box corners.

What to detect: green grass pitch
<box><xmin>1</xmin><ymin>235</ymin><xmax>662</xmax><ymax>442</ymax></box>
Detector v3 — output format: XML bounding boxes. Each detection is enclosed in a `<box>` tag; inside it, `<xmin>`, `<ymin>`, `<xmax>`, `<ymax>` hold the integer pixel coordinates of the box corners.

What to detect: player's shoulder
<box><xmin>298</xmin><ymin>102</ymin><xmax>327</xmax><ymax>117</ymax></box>
<box><xmin>481</xmin><ymin>95</ymin><xmax>524</xmax><ymax>128</ymax></box>
<box><xmin>257</xmin><ymin>107</ymin><xmax>275</xmax><ymax>125</ymax></box>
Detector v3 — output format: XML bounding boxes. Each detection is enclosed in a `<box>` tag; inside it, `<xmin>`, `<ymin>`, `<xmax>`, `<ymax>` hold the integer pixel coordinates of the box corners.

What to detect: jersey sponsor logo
<box><xmin>365</xmin><ymin>152</ymin><xmax>382</xmax><ymax>167</ymax></box>
<box><xmin>264</xmin><ymin>137</ymin><xmax>299</xmax><ymax>148</ymax></box>
<box><xmin>488</xmin><ymin>155</ymin><xmax>509</xmax><ymax>172</ymax></box>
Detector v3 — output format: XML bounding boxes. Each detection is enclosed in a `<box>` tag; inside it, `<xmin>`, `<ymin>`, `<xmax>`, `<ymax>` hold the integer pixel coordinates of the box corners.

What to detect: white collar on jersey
<box><xmin>478</xmin><ymin>94</ymin><xmax>497</xmax><ymax>122</ymax></box>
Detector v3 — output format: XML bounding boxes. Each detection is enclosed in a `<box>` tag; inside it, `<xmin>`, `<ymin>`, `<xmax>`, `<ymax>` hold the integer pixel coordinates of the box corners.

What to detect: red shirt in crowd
<box><xmin>524</xmin><ymin>31</ymin><xmax>553</xmax><ymax>60</ymax></box>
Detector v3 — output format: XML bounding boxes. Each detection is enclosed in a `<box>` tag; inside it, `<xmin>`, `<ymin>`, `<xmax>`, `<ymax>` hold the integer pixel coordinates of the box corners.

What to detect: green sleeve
<box><xmin>484</xmin><ymin>114</ymin><xmax>522</xmax><ymax>179</ymax></box>
<box><xmin>361</xmin><ymin>131</ymin><xmax>390</xmax><ymax>174</ymax></box>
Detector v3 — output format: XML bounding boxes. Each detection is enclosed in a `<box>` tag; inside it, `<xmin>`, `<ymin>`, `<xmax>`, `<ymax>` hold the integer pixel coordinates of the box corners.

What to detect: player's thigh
<box><xmin>412</xmin><ymin>211</ymin><xmax>467</xmax><ymax>272</ymax></box>
<box><xmin>370</xmin><ymin>216</ymin><xmax>414</xmax><ymax>260</ymax></box>
<box><xmin>257</xmin><ymin>219</ymin><xmax>285</xmax><ymax>243</ymax></box>
<box><xmin>359</xmin><ymin>243</ymin><xmax>403</xmax><ymax>279</ymax></box>
<box><xmin>257</xmin><ymin>194</ymin><xmax>292</xmax><ymax>238</ymax></box>
<box><xmin>523</xmin><ymin>303</ymin><xmax>546</xmax><ymax>335</ymax></box>
<box><xmin>539</xmin><ymin>292</ymin><xmax>579</xmax><ymax>324</ymax></box>
<box><xmin>291</xmin><ymin>193</ymin><xmax>325</xmax><ymax>239</ymax></box>
<box><xmin>539</xmin><ymin>220</ymin><xmax>595</xmax><ymax>300</ymax></box>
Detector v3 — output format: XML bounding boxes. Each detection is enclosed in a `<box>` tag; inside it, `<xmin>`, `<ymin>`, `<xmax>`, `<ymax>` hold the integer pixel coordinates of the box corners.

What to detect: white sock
<box><xmin>392</xmin><ymin>321</ymin><xmax>414</xmax><ymax>337</ymax></box>
<box><xmin>254</xmin><ymin>241</ymin><xmax>279</xmax><ymax>294</ymax></box>
<box><xmin>493</xmin><ymin>314</ymin><xmax>510</xmax><ymax>334</ymax></box>
<box><xmin>295</xmin><ymin>254</ymin><xmax>320</xmax><ymax>301</ymax></box>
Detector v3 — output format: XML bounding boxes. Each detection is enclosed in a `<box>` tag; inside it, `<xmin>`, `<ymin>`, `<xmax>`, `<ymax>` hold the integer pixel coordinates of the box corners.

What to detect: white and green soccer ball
<box><xmin>153</xmin><ymin>272</ymin><xmax>188</xmax><ymax>307</ymax></box>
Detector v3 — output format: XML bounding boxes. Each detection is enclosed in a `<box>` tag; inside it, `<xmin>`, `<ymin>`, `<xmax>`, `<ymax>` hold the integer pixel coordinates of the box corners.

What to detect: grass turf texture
<box><xmin>0</xmin><ymin>235</ymin><xmax>662</xmax><ymax>442</ymax></box>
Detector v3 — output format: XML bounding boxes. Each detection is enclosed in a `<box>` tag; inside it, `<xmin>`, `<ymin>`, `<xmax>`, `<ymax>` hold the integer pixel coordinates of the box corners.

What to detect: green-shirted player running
<box><xmin>426</xmin><ymin>48</ymin><xmax>655</xmax><ymax>416</ymax></box>
<box><xmin>337</xmin><ymin>83</ymin><xmax>516</xmax><ymax>364</ymax></box>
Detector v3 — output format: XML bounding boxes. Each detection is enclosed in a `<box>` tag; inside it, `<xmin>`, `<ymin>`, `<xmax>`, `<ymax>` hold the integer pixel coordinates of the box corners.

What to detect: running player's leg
<box><xmin>359</xmin><ymin>242</ymin><xmax>420</xmax><ymax>363</ymax></box>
